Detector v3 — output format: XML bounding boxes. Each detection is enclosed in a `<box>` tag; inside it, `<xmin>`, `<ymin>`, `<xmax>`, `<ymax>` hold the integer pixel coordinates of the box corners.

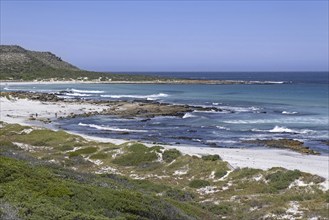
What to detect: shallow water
<box><xmin>2</xmin><ymin>72</ymin><xmax>328</xmax><ymax>153</ymax></box>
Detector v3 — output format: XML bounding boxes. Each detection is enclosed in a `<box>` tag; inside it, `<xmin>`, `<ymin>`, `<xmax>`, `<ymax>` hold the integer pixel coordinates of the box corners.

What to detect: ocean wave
<box><xmin>250</xmin><ymin>81</ymin><xmax>285</xmax><ymax>84</ymax></box>
<box><xmin>182</xmin><ymin>113</ymin><xmax>197</xmax><ymax>118</ymax></box>
<box><xmin>56</xmin><ymin>95</ymin><xmax>74</xmax><ymax>99</ymax></box>
<box><xmin>221</xmin><ymin>106</ymin><xmax>261</xmax><ymax>113</ymax></box>
<box><xmin>224</xmin><ymin>117</ymin><xmax>328</xmax><ymax>125</ymax></box>
<box><xmin>282</xmin><ymin>111</ymin><xmax>298</xmax><ymax>115</ymax></box>
<box><xmin>193</xmin><ymin>109</ymin><xmax>227</xmax><ymax>114</ymax></box>
<box><xmin>78</xmin><ymin>123</ymin><xmax>147</xmax><ymax>133</ymax></box>
<box><xmin>251</xmin><ymin>126</ymin><xmax>314</xmax><ymax>134</ymax></box>
<box><xmin>206</xmin><ymin>140</ymin><xmax>238</xmax><ymax>144</ymax></box>
<box><xmin>64</xmin><ymin>93</ymin><xmax>91</xmax><ymax>97</ymax></box>
<box><xmin>101</xmin><ymin>93</ymin><xmax>169</xmax><ymax>100</ymax></box>
<box><xmin>70</xmin><ymin>89</ymin><xmax>104</xmax><ymax>94</ymax></box>
<box><xmin>216</xmin><ymin>126</ymin><xmax>231</xmax><ymax>131</ymax></box>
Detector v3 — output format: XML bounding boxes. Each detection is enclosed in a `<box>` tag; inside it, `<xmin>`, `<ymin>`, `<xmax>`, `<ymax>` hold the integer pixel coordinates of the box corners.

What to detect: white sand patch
<box><xmin>0</xmin><ymin>96</ymin><xmax>104</xmax><ymax>127</ymax></box>
<box><xmin>264</xmin><ymin>202</ymin><xmax>304</xmax><ymax>220</ymax></box>
<box><xmin>111</xmin><ymin>149</ymin><xmax>124</xmax><ymax>158</ymax></box>
<box><xmin>253</xmin><ymin>174</ymin><xmax>264</xmax><ymax>182</ymax></box>
<box><xmin>155</xmin><ymin>151</ymin><xmax>163</xmax><ymax>162</ymax></box>
<box><xmin>221</xmin><ymin>182</ymin><xmax>233</xmax><ymax>191</ymax></box>
<box><xmin>96</xmin><ymin>166</ymin><xmax>121</xmax><ymax>175</ymax></box>
<box><xmin>19</xmin><ymin>128</ymin><xmax>34</xmax><ymax>134</ymax></box>
<box><xmin>48</xmin><ymin>159</ymin><xmax>60</xmax><ymax>165</ymax></box>
<box><xmin>319</xmin><ymin>180</ymin><xmax>329</xmax><ymax>191</ymax></box>
<box><xmin>166</xmin><ymin>159</ymin><xmax>176</xmax><ymax>166</ymax></box>
<box><xmin>13</xmin><ymin>142</ymin><xmax>52</xmax><ymax>152</ymax></box>
<box><xmin>216</xmin><ymin>170</ymin><xmax>233</xmax><ymax>182</ymax></box>
<box><xmin>289</xmin><ymin>179</ymin><xmax>310</xmax><ymax>188</ymax></box>
<box><xmin>249</xmin><ymin>206</ymin><xmax>258</xmax><ymax>211</ymax></box>
<box><xmin>87</xmin><ymin>159</ymin><xmax>103</xmax><ymax>166</ymax></box>
<box><xmin>130</xmin><ymin>174</ymin><xmax>146</xmax><ymax>180</ymax></box>
<box><xmin>208</xmin><ymin>171</ymin><xmax>215</xmax><ymax>179</ymax></box>
<box><xmin>66</xmin><ymin>147</ymin><xmax>82</xmax><ymax>153</ymax></box>
<box><xmin>138</xmin><ymin>174</ymin><xmax>170</xmax><ymax>180</ymax></box>
<box><xmin>173</xmin><ymin>165</ymin><xmax>189</xmax><ymax>176</ymax></box>
<box><xmin>197</xmin><ymin>186</ymin><xmax>219</xmax><ymax>195</ymax></box>
<box><xmin>281</xmin><ymin>201</ymin><xmax>303</xmax><ymax>220</ymax></box>
<box><xmin>160</xmin><ymin>144</ymin><xmax>329</xmax><ymax>181</ymax></box>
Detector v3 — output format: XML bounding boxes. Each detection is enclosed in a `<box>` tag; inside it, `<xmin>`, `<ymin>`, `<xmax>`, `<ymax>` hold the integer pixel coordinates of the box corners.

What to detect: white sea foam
<box><xmin>221</xmin><ymin>106</ymin><xmax>261</xmax><ymax>113</ymax></box>
<box><xmin>251</xmin><ymin>126</ymin><xmax>314</xmax><ymax>134</ymax></box>
<box><xmin>282</xmin><ymin>111</ymin><xmax>298</xmax><ymax>115</ymax></box>
<box><xmin>224</xmin><ymin>117</ymin><xmax>328</xmax><ymax>125</ymax></box>
<box><xmin>182</xmin><ymin>113</ymin><xmax>197</xmax><ymax>118</ymax></box>
<box><xmin>70</xmin><ymin>89</ymin><xmax>104</xmax><ymax>94</ymax></box>
<box><xmin>78</xmin><ymin>123</ymin><xmax>147</xmax><ymax>133</ymax></box>
<box><xmin>206</xmin><ymin>140</ymin><xmax>238</xmax><ymax>144</ymax></box>
<box><xmin>216</xmin><ymin>126</ymin><xmax>231</xmax><ymax>131</ymax></box>
<box><xmin>101</xmin><ymin>93</ymin><xmax>169</xmax><ymax>100</ymax></box>
<box><xmin>64</xmin><ymin>93</ymin><xmax>91</xmax><ymax>97</ymax></box>
<box><xmin>250</xmin><ymin>81</ymin><xmax>285</xmax><ymax>84</ymax></box>
<box><xmin>56</xmin><ymin>95</ymin><xmax>74</xmax><ymax>99</ymax></box>
<box><xmin>193</xmin><ymin>109</ymin><xmax>226</xmax><ymax>114</ymax></box>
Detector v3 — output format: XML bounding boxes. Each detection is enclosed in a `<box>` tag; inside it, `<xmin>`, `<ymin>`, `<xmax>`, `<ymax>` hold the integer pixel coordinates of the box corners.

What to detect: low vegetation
<box><xmin>0</xmin><ymin>122</ymin><xmax>328</xmax><ymax>219</ymax></box>
<box><xmin>189</xmin><ymin>179</ymin><xmax>211</xmax><ymax>188</ymax></box>
<box><xmin>0</xmin><ymin>45</ymin><xmax>165</xmax><ymax>81</ymax></box>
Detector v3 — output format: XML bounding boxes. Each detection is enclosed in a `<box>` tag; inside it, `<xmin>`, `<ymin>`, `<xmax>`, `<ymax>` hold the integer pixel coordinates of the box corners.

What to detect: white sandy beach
<box><xmin>1</xmin><ymin>96</ymin><xmax>328</xmax><ymax>186</ymax></box>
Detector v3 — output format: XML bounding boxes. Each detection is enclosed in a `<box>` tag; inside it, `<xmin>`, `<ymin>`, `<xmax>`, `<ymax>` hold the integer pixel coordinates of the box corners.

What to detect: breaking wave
<box><xmin>216</xmin><ymin>126</ymin><xmax>231</xmax><ymax>130</ymax></box>
<box><xmin>182</xmin><ymin>113</ymin><xmax>197</xmax><ymax>118</ymax></box>
<box><xmin>69</xmin><ymin>89</ymin><xmax>104</xmax><ymax>94</ymax></box>
<box><xmin>64</xmin><ymin>93</ymin><xmax>91</xmax><ymax>97</ymax></box>
<box><xmin>78</xmin><ymin>123</ymin><xmax>147</xmax><ymax>133</ymax></box>
<box><xmin>101</xmin><ymin>93</ymin><xmax>169</xmax><ymax>100</ymax></box>
<box><xmin>282</xmin><ymin>111</ymin><xmax>298</xmax><ymax>115</ymax></box>
<box><xmin>251</xmin><ymin>126</ymin><xmax>314</xmax><ymax>134</ymax></box>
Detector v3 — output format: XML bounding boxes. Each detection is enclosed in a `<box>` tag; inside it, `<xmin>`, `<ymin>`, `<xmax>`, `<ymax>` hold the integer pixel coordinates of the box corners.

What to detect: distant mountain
<box><xmin>0</xmin><ymin>45</ymin><xmax>161</xmax><ymax>81</ymax></box>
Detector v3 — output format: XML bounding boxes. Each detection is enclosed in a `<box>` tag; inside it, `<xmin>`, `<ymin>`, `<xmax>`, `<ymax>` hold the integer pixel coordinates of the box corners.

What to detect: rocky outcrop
<box><xmin>245</xmin><ymin>139</ymin><xmax>319</xmax><ymax>155</ymax></box>
<box><xmin>1</xmin><ymin>91</ymin><xmax>223</xmax><ymax>119</ymax></box>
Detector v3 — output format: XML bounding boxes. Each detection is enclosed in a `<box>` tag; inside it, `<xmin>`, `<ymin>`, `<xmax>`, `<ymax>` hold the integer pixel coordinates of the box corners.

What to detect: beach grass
<box><xmin>0</xmin><ymin>122</ymin><xmax>328</xmax><ymax>219</ymax></box>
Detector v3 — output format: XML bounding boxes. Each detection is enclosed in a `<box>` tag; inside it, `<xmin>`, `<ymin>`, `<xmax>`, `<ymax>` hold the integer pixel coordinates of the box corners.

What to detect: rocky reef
<box><xmin>245</xmin><ymin>139</ymin><xmax>320</xmax><ymax>155</ymax></box>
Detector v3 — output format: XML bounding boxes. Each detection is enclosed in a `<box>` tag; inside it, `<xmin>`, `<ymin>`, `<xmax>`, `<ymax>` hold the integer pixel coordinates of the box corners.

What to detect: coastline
<box><xmin>0</xmin><ymin>79</ymin><xmax>286</xmax><ymax>85</ymax></box>
<box><xmin>1</xmin><ymin>95</ymin><xmax>328</xmax><ymax>186</ymax></box>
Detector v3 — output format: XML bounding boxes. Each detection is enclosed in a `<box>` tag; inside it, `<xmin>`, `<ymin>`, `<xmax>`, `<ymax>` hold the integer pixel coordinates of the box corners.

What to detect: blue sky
<box><xmin>1</xmin><ymin>1</ymin><xmax>328</xmax><ymax>72</ymax></box>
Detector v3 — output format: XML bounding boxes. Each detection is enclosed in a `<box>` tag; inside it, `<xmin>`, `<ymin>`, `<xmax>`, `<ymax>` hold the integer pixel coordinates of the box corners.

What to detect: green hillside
<box><xmin>0</xmin><ymin>45</ymin><xmax>161</xmax><ymax>81</ymax></box>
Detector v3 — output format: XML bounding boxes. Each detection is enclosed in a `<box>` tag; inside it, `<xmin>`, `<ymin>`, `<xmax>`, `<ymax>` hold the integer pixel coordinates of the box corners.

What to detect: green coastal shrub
<box><xmin>231</xmin><ymin>168</ymin><xmax>261</xmax><ymax>179</ymax></box>
<box><xmin>0</xmin><ymin>156</ymin><xmax>211</xmax><ymax>219</ymax></box>
<box><xmin>215</xmin><ymin>170</ymin><xmax>228</xmax><ymax>178</ymax></box>
<box><xmin>189</xmin><ymin>179</ymin><xmax>210</xmax><ymax>188</ymax></box>
<box><xmin>162</xmin><ymin>149</ymin><xmax>181</xmax><ymax>163</ymax></box>
<box><xmin>265</xmin><ymin>169</ymin><xmax>301</xmax><ymax>191</ymax></box>
<box><xmin>112</xmin><ymin>144</ymin><xmax>157</xmax><ymax>166</ymax></box>
<box><xmin>165</xmin><ymin>189</ymin><xmax>195</xmax><ymax>201</ymax></box>
<box><xmin>90</xmin><ymin>153</ymin><xmax>108</xmax><ymax>160</ymax></box>
<box><xmin>202</xmin><ymin>154</ymin><xmax>221</xmax><ymax>161</ymax></box>
<box><xmin>68</xmin><ymin>147</ymin><xmax>98</xmax><ymax>157</ymax></box>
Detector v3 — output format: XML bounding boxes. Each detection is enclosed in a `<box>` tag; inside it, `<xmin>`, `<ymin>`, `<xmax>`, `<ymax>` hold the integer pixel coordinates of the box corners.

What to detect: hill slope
<box><xmin>0</xmin><ymin>45</ymin><xmax>81</xmax><ymax>80</ymax></box>
<box><xmin>0</xmin><ymin>45</ymin><xmax>160</xmax><ymax>81</ymax></box>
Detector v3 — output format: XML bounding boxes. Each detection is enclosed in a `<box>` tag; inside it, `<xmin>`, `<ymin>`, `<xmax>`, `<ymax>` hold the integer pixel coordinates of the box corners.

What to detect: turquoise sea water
<box><xmin>2</xmin><ymin>72</ymin><xmax>328</xmax><ymax>153</ymax></box>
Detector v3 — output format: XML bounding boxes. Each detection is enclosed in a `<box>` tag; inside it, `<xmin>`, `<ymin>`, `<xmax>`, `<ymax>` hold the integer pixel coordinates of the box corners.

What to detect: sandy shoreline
<box><xmin>1</xmin><ymin>96</ymin><xmax>328</xmax><ymax>184</ymax></box>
